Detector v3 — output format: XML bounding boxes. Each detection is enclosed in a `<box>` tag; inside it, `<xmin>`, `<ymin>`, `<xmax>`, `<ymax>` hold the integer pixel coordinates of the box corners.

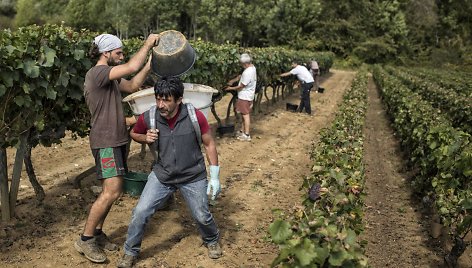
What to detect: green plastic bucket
<box><xmin>123</xmin><ymin>172</ymin><xmax>148</xmax><ymax>197</ymax></box>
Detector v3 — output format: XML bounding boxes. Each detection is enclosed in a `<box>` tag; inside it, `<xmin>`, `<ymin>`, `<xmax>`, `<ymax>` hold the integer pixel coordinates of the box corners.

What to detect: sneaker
<box><xmin>74</xmin><ymin>237</ymin><xmax>107</xmax><ymax>263</ymax></box>
<box><xmin>95</xmin><ymin>232</ymin><xmax>118</xmax><ymax>251</ymax></box>
<box><xmin>298</xmin><ymin>112</ymin><xmax>313</xmax><ymax>117</ymax></box>
<box><xmin>117</xmin><ymin>254</ymin><xmax>137</xmax><ymax>268</ymax></box>
<box><xmin>207</xmin><ymin>242</ymin><xmax>223</xmax><ymax>259</ymax></box>
<box><xmin>235</xmin><ymin>130</ymin><xmax>244</xmax><ymax>137</ymax></box>
<box><xmin>237</xmin><ymin>134</ymin><xmax>251</xmax><ymax>141</ymax></box>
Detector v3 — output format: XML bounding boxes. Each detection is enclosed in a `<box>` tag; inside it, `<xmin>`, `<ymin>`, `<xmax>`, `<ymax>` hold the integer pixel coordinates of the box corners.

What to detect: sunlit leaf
<box><xmin>314</xmin><ymin>246</ymin><xmax>329</xmax><ymax>264</ymax></box>
<box><xmin>269</xmin><ymin>220</ymin><xmax>293</xmax><ymax>244</ymax></box>
<box><xmin>295</xmin><ymin>239</ymin><xmax>317</xmax><ymax>266</ymax></box>
<box><xmin>23</xmin><ymin>60</ymin><xmax>40</xmax><ymax>78</ymax></box>
<box><xmin>41</xmin><ymin>46</ymin><xmax>57</xmax><ymax>67</ymax></box>
<box><xmin>74</xmin><ymin>49</ymin><xmax>85</xmax><ymax>60</ymax></box>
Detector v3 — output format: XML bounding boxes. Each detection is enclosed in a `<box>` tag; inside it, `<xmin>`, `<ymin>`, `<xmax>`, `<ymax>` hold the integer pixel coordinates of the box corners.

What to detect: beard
<box><xmin>107</xmin><ymin>57</ymin><xmax>120</xmax><ymax>66</ymax></box>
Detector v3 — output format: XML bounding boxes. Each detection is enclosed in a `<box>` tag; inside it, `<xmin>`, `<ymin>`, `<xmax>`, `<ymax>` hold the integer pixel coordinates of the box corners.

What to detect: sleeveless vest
<box><xmin>143</xmin><ymin>104</ymin><xmax>206</xmax><ymax>184</ymax></box>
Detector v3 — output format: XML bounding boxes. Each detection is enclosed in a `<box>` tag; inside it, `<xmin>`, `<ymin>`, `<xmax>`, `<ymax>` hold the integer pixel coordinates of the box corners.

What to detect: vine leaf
<box><xmin>328</xmin><ymin>249</ymin><xmax>349</xmax><ymax>266</ymax></box>
<box><xmin>0</xmin><ymin>71</ymin><xmax>14</xmax><ymax>87</ymax></box>
<box><xmin>40</xmin><ymin>46</ymin><xmax>56</xmax><ymax>67</ymax></box>
<box><xmin>24</xmin><ymin>83</ymin><xmax>34</xmax><ymax>95</ymax></box>
<box><xmin>0</xmin><ymin>85</ymin><xmax>6</xmax><ymax>97</ymax></box>
<box><xmin>460</xmin><ymin>198</ymin><xmax>472</xmax><ymax>210</ymax></box>
<box><xmin>5</xmin><ymin>45</ymin><xmax>15</xmax><ymax>55</ymax></box>
<box><xmin>315</xmin><ymin>246</ymin><xmax>329</xmax><ymax>264</ymax></box>
<box><xmin>57</xmin><ymin>71</ymin><xmax>69</xmax><ymax>87</ymax></box>
<box><xmin>269</xmin><ymin>219</ymin><xmax>293</xmax><ymax>244</ymax></box>
<box><xmin>295</xmin><ymin>239</ymin><xmax>317</xmax><ymax>266</ymax></box>
<box><xmin>23</xmin><ymin>60</ymin><xmax>40</xmax><ymax>78</ymax></box>
<box><xmin>14</xmin><ymin>95</ymin><xmax>25</xmax><ymax>106</ymax></box>
<box><xmin>46</xmin><ymin>88</ymin><xmax>57</xmax><ymax>100</ymax></box>
<box><xmin>344</xmin><ymin>229</ymin><xmax>357</xmax><ymax>247</ymax></box>
<box><xmin>74</xmin><ymin>49</ymin><xmax>85</xmax><ymax>61</ymax></box>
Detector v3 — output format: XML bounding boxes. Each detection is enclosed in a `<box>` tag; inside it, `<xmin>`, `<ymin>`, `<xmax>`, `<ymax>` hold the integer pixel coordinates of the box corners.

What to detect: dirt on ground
<box><xmin>2</xmin><ymin>70</ymin><xmax>470</xmax><ymax>268</ymax></box>
<box><xmin>0</xmin><ymin>70</ymin><xmax>354</xmax><ymax>268</ymax></box>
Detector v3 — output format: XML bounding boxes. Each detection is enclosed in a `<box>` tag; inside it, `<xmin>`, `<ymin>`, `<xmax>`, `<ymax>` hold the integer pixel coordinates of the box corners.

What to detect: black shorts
<box><xmin>92</xmin><ymin>145</ymin><xmax>128</xmax><ymax>179</ymax></box>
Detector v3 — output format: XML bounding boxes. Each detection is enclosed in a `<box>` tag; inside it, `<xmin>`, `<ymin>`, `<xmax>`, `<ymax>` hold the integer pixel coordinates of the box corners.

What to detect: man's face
<box><xmin>105</xmin><ymin>48</ymin><xmax>124</xmax><ymax>66</ymax></box>
<box><xmin>291</xmin><ymin>62</ymin><xmax>297</xmax><ymax>68</ymax></box>
<box><xmin>156</xmin><ymin>95</ymin><xmax>182</xmax><ymax>119</ymax></box>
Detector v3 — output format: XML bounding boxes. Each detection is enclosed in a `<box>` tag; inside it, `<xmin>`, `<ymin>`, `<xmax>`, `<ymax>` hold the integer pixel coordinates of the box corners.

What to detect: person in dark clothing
<box><xmin>117</xmin><ymin>77</ymin><xmax>222</xmax><ymax>268</ymax></box>
<box><xmin>280</xmin><ymin>60</ymin><xmax>315</xmax><ymax>115</ymax></box>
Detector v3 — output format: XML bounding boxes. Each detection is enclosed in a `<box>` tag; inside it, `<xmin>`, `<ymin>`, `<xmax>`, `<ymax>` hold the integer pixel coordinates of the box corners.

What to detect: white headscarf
<box><xmin>94</xmin><ymin>34</ymin><xmax>123</xmax><ymax>53</ymax></box>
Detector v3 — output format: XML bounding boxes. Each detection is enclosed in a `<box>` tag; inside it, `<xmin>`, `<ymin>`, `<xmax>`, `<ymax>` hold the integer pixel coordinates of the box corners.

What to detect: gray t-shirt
<box><xmin>84</xmin><ymin>65</ymin><xmax>128</xmax><ymax>149</ymax></box>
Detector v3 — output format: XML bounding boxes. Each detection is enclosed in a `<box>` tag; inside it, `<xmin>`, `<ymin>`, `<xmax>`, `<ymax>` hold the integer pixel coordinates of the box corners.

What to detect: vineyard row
<box><xmin>0</xmin><ymin>24</ymin><xmax>334</xmax><ymax>222</ymax></box>
<box><xmin>385</xmin><ymin>66</ymin><xmax>472</xmax><ymax>134</ymax></box>
<box><xmin>0</xmin><ymin>24</ymin><xmax>334</xmax><ymax>149</ymax></box>
<box><xmin>373</xmin><ymin>66</ymin><xmax>472</xmax><ymax>266</ymax></box>
<box><xmin>270</xmin><ymin>69</ymin><xmax>369</xmax><ymax>267</ymax></box>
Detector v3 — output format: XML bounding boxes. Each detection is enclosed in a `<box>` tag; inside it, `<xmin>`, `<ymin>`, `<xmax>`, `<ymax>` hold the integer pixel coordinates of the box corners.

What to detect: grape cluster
<box><xmin>308</xmin><ymin>183</ymin><xmax>321</xmax><ymax>201</ymax></box>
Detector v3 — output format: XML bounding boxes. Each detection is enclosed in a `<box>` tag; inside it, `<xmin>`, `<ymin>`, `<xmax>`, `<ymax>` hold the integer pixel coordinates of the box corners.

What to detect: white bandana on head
<box><xmin>94</xmin><ymin>34</ymin><xmax>123</xmax><ymax>53</ymax></box>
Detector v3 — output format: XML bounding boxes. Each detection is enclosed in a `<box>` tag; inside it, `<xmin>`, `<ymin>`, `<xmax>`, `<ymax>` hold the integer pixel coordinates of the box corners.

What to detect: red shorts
<box><xmin>236</xmin><ymin>99</ymin><xmax>252</xmax><ymax>115</ymax></box>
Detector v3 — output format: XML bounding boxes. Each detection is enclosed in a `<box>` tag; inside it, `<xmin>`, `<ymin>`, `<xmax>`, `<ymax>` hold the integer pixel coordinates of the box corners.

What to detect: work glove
<box><xmin>206</xmin><ymin>165</ymin><xmax>221</xmax><ymax>201</ymax></box>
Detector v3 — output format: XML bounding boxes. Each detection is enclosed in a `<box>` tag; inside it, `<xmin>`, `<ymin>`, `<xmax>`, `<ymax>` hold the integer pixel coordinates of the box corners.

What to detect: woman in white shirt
<box><xmin>225</xmin><ymin>53</ymin><xmax>257</xmax><ymax>141</ymax></box>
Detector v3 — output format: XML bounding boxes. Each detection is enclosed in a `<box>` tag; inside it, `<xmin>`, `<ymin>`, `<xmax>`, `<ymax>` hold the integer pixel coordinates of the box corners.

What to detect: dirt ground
<box><xmin>2</xmin><ymin>70</ymin><xmax>470</xmax><ymax>268</ymax></box>
<box><xmin>0</xmin><ymin>70</ymin><xmax>353</xmax><ymax>267</ymax></box>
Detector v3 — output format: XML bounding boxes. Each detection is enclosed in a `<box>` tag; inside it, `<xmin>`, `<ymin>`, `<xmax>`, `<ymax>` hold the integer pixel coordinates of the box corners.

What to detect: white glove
<box><xmin>206</xmin><ymin>165</ymin><xmax>221</xmax><ymax>200</ymax></box>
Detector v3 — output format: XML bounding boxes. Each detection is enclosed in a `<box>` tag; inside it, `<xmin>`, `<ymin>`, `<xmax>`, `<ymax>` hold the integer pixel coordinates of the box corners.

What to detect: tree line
<box><xmin>0</xmin><ymin>0</ymin><xmax>471</xmax><ymax>65</ymax></box>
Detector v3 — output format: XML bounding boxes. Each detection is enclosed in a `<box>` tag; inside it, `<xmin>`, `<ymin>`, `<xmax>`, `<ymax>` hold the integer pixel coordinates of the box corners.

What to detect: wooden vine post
<box><xmin>0</xmin><ymin>147</ymin><xmax>9</xmax><ymax>221</ymax></box>
<box><xmin>0</xmin><ymin>131</ymin><xmax>28</xmax><ymax>222</ymax></box>
<box><xmin>9</xmin><ymin>131</ymin><xmax>29</xmax><ymax>215</ymax></box>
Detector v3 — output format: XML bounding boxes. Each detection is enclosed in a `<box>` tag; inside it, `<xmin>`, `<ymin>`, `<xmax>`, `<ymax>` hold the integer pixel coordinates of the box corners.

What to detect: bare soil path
<box><xmin>1</xmin><ymin>70</ymin><xmax>356</xmax><ymax>267</ymax></box>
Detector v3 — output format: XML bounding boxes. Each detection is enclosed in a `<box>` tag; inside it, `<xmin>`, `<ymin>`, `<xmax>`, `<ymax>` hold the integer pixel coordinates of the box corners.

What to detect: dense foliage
<box><xmin>269</xmin><ymin>70</ymin><xmax>369</xmax><ymax>267</ymax></box>
<box><xmin>372</xmin><ymin>66</ymin><xmax>472</xmax><ymax>265</ymax></box>
<box><xmin>1</xmin><ymin>0</ymin><xmax>471</xmax><ymax>65</ymax></box>
<box><xmin>0</xmin><ymin>24</ymin><xmax>333</xmax><ymax>149</ymax></box>
<box><xmin>0</xmin><ymin>24</ymin><xmax>92</xmax><ymax>148</ymax></box>
<box><xmin>385</xmin><ymin>66</ymin><xmax>472</xmax><ymax>134</ymax></box>
<box><xmin>395</xmin><ymin>67</ymin><xmax>472</xmax><ymax>97</ymax></box>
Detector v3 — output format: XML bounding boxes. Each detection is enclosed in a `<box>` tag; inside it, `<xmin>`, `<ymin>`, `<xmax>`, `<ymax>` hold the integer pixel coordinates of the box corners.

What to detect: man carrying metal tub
<box><xmin>280</xmin><ymin>60</ymin><xmax>315</xmax><ymax>115</ymax></box>
<box><xmin>75</xmin><ymin>33</ymin><xmax>160</xmax><ymax>263</ymax></box>
<box><xmin>117</xmin><ymin>77</ymin><xmax>222</xmax><ymax>267</ymax></box>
